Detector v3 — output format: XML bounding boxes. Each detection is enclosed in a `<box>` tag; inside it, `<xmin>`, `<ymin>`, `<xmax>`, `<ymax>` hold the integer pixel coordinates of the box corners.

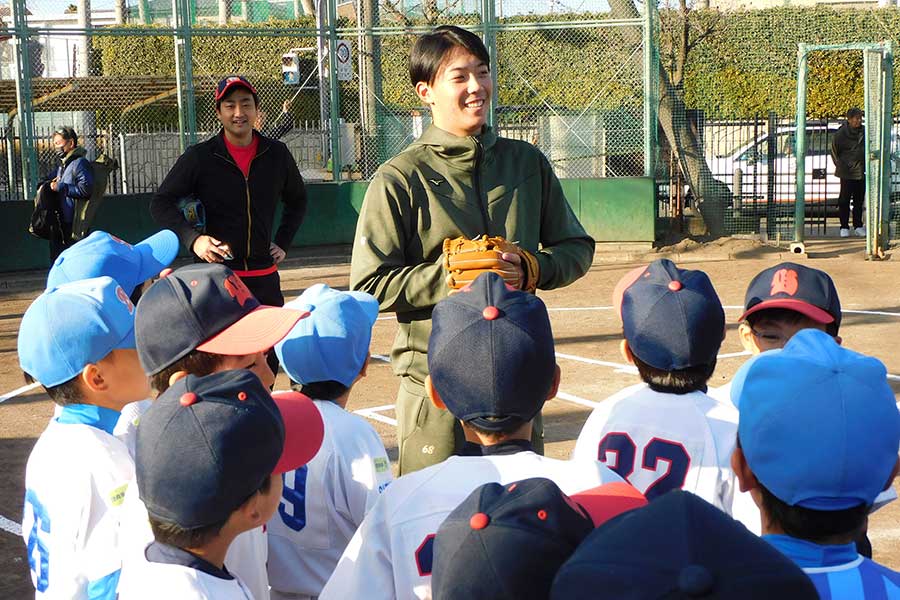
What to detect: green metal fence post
<box><xmin>179</xmin><ymin>0</ymin><xmax>197</xmax><ymax>146</ymax></box>
<box><xmin>10</xmin><ymin>0</ymin><xmax>38</xmax><ymax>201</ymax></box>
<box><xmin>326</xmin><ymin>0</ymin><xmax>342</xmax><ymax>182</ymax></box>
<box><xmin>482</xmin><ymin>0</ymin><xmax>498</xmax><ymax>129</ymax></box>
<box><xmin>794</xmin><ymin>44</ymin><xmax>808</xmax><ymax>245</ymax></box>
<box><xmin>642</xmin><ymin>0</ymin><xmax>654</xmax><ymax>178</ymax></box>
<box><xmin>878</xmin><ymin>43</ymin><xmax>894</xmax><ymax>255</ymax></box>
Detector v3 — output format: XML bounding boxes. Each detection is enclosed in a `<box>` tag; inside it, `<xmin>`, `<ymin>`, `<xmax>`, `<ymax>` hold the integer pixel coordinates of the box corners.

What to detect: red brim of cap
<box><xmin>215</xmin><ymin>80</ymin><xmax>257</xmax><ymax>101</ymax></box>
<box><xmin>270</xmin><ymin>391</ymin><xmax>324</xmax><ymax>474</ymax></box>
<box><xmin>612</xmin><ymin>266</ymin><xmax>650</xmax><ymax>320</ymax></box>
<box><xmin>739</xmin><ymin>299</ymin><xmax>835</xmax><ymax>325</ymax></box>
<box><xmin>570</xmin><ymin>482</ymin><xmax>648</xmax><ymax>527</ymax></box>
<box><xmin>196</xmin><ymin>306</ymin><xmax>309</xmax><ymax>355</ymax></box>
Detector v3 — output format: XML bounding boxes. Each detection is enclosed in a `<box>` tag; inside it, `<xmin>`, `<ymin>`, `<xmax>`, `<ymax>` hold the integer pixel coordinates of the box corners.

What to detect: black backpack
<box><xmin>29</xmin><ymin>183</ymin><xmax>63</xmax><ymax>241</ymax></box>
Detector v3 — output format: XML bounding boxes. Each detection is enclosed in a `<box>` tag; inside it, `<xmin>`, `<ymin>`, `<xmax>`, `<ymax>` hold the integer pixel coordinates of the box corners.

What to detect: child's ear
<box><xmin>884</xmin><ymin>458</ymin><xmax>900</xmax><ymax>492</ymax></box>
<box><xmin>80</xmin><ymin>363</ymin><xmax>108</xmax><ymax>393</ymax></box>
<box><xmin>731</xmin><ymin>446</ymin><xmax>759</xmax><ymax>494</ymax></box>
<box><xmin>620</xmin><ymin>339</ymin><xmax>635</xmax><ymax>365</ymax></box>
<box><xmin>168</xmin><ymin>370</ymin><xmax>189</xmax><ymax>388</ymax></box>
<box><xmin>358</xmin><ymin>354</ymin><xmax>370</xmax><ymax>380</ymax></box>
<box><xmin>738</xmin><ymin>322</ymin><xmax>760</xmax><ymax>355</ymax></box>
<box><xmin>425</xmin><ymin>375</ymin><xmax>446</xmax><ymax>410</ymax></box>
<box><xmin>546</xmin><ymin>364</ymin><xmax>561</xmax><ymax>401</ymax></box>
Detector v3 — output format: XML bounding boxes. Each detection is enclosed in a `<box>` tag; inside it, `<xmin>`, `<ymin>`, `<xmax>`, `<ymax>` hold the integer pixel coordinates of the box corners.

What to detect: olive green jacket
<box><xmin>350</xmin><ymin>125</ymin><xmax>595</xmax><ymax>385</ymax></box>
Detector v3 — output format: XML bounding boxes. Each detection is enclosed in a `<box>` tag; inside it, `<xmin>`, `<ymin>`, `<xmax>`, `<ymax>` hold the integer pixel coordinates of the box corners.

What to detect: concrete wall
<box><xmin>0</xmin><ymin>177</ymin><xmax>655</xmax><ymax>273</ymax></box>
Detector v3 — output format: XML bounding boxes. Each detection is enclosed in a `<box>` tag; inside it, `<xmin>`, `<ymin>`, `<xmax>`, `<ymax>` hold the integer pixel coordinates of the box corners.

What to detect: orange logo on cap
<box><xmin>224</xmin><ymin>274</ymin><xmax>253</xmax><ymax>307</ymax></box>
<box><xmin>770</xmin><ymin>268</ymin><xmax>799</xmax><ymax>296</ymax></box>
<box><xmin>116</xmin><ymin>285</ymin><xmax>135</xmax><ymax>314</ymax></box>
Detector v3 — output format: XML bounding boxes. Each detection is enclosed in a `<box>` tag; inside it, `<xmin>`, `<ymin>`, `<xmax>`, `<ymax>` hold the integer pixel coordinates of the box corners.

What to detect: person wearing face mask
<box><xmin>48</xmin><ymin>126</ymin><xmax>94</xmax><ymax>260</ymax></box>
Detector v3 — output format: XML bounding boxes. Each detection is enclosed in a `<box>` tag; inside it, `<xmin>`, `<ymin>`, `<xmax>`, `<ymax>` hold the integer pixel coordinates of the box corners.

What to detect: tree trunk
<box><xmin>608</xmin><ymin>0</ymin><xmax>729</xmax><ymax>236</ymax></box>
<box><xmin>218</xmin><ymin>0</ymin><xmax>229</xmax><ymax>25</ymax></box>
<box><xmin>301</xmin><ymin>0</ymin><xmax>316</xmax><ymax>15</ymax></box>
<box><xmin>114</xmin><ymin>0</ymin><xmax>125</xmax><ymax>24</ymax></box>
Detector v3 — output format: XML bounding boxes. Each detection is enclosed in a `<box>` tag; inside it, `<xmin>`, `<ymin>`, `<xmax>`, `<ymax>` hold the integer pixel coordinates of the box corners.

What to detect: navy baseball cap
<box><xmin>275</xmin><ymin>284</ymin><xmax>380</xmax><ymax>387</ymax></box>
<box><xmin>215</xmin><ymin>75</ymin><xmax>258</xmax><ymax>102</ymax></box>
<box><xmin>734</xmin><ymin>329</ymin><xmax>900</xmax><ymax>510</ymax></box>
<box><xmin>433</xmin><ymin>478</ymin><xmax>647</xmax><ymax>600</ymax></box>
<box><xmin>739</xmin><ymin>262</ymin><xmax>841</xmax><ymax>328</ymax></box>
<box><xmin>47</xmin><ymin>230</ymin><xmax>180</xmax><ymax>295</ymax></box>
<box><xmin>613</xmin><ymin>259</ymin><xmax>724</xmax><ymax>370</ymax></box>
<box><xmin>551</xmin><ymin>491</ymin><xmax>819</xmax><ymax>600</ymax></box>
<box><xmin>19</xmin><ymin>277</ymin><xmax>137</xmax><ymax>387</ymax></box>
<box><xmin>135</xmin><ymin>263</ymin><xmax>308</xmax><ymax>375</ymax></box>
<box><xmin>428</xmin><ymin>272</ymin><xmax>556</xmax><ymax>431</ymax></box>
<box><xmin>136</xmin><ymin>369</ymin><xmax>324</xmax><ymax>529</ymax></box>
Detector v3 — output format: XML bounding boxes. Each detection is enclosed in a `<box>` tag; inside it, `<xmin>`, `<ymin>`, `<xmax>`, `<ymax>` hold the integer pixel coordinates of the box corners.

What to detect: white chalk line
<box><xmin>352</xmin><ymin>407</ymin><xmax>398</xmax><ymax>426</ymax></box>
<box><xmin>0</xmin><ymin>515</ymin><xmax>21</xmax><ymax>536</ymax></box>
<box><xmin>0</xmin><ymin>382</ymin><xmax>40</xmax><ymax>404</ymax></box>
<box><xmin>555</xmin><ymin>391</ymin><xmax>600</xmax><ymax>409</ymax></box>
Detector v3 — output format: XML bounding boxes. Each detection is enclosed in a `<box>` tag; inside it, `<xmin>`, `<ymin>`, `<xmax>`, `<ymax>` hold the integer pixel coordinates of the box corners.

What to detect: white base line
<box><xmin>555</xmin><ymin>391</ymin><xmax>600</xmax><ymax>409</ymax></box>
<box><xmin>555</xmin><ymin>352</ymin><xmax>638</xmax><ymax>374</ymax></box>
<box><xmin>0</xmin><ymin>515</ymin><xmax>21</xmax><ymax>536</ymax></box>
<box><xmin>353</xmin><ymin>408</ymin><xmax>398</xmax><ymax>427</ymax></box>
<box><xmin>0</xmin><ymin>382</ymin><xmax>41</xmax><ymax>404</ymax></box>
<box><xmin>717</xmin><ymin>351</ymin><xmax>753</xmax><ymax>359</ymax></box>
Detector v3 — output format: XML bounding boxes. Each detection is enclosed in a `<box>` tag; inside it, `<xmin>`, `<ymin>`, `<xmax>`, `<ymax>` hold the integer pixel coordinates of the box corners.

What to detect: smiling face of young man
<box><xmin>415</xmin><ymin>45</ymin><xmax>492</xmax><ymax>139</ymax></box>
<box><xmin>216</xmin><ymin>87</ymin><xmax>258</xmax><ymax>146</ymax></box>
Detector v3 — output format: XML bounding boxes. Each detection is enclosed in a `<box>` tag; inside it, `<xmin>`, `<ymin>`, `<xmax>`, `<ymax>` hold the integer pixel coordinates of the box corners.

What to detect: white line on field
<box><xmin>717</xmin><ymin>351</ymin><xmax>753</xmax><ymax>359</ymax></box>
<box><xmin>866</xmin><ymin>527</ymin><xmax>900</xmax><ymax>541</ymax></box>
<box><xmin>0</xmin><ymin>515</ymin><xmax>21</xmax><ymax>536</ymax></box>
<box><xmin>555</xmin><ymin>391</ymin><xmax>600</xmax><ymax>409</ymax></box>
<box><xmin>353</xmin><ymin>407</ymin><xmax>398</xmax><ymax>427</ymax></box>
<box><xmin>555</xmin><ymin>352</ymin><xmax>638</xmax><ymax>374</ymax></box>
<box><xmin>889</xmin><ymin>374</ymin><xmax>900</xmax><ymax>382</ymax></box>
<box><xmin>722</xmin><ymin>305</ymin><xmax>900</xmax><ymax>317</ymax></box>
<box><xmin>372</xmin><ymin>354</ymin><xmax>391</xmax><ymax>363</ymax></box>
<box><xmin>0</xmin><ymin>382</ymin><xmax>41</xmax><ymax>404</ymax></box>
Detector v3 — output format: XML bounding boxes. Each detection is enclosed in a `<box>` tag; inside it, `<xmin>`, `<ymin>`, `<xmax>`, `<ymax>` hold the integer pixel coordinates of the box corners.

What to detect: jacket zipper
<box><xmin>215</xmin><ymin>142</ymin><xmax>270</xmax><ymax>271</ymax></box>
<box><xmin>472</xmin><ymin>137</ymin><xmax>489</xmax><ymax>232</ymax></box>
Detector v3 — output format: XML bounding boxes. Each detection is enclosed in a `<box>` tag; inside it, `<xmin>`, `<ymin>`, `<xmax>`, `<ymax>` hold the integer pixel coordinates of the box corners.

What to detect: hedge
<box><xmin>91</xmin><ymin>7</ymin><xmax>900</xmax><ymax>122</ymax></box>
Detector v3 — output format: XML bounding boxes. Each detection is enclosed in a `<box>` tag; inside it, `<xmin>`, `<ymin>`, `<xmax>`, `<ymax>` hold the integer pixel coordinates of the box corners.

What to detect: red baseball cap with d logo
<box><xmin>739</xmin><ymin>262</ymin><xmax>841</xmax><ymax>327</ymax></box>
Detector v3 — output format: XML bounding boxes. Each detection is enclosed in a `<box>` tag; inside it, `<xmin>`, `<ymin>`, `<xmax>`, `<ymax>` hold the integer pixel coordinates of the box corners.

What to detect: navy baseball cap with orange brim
<box><xmin>135</xmin><ymin>263</ymin><xmax>308</xmax><ymax>376</ymax></box>
<box><xmin>739</xmin><ymin>262</ymin><xmax>841</xmax><ymax>328</ymax></box>
<box><xmin>215</xmin><ymin>75</ymin><xmax>258</xmax><ymax>103</ymax></box>
<box><xmin>136</xmin><ymin>369</ymin><xmax>324</xmax><ymax>529</ymax></box>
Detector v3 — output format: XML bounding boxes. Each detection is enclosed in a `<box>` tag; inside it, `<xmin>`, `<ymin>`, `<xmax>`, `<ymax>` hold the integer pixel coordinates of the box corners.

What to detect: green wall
<box><xmin>0</xmin><ymin>178</ymin><xmax>655</xmax><ymax>273</ymax></box>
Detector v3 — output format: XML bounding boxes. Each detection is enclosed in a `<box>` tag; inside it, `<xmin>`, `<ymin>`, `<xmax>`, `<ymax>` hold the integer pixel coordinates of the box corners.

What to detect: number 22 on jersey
<box><xmin>598</xmin><ymin>433</ymin><xmax>691</xmax><ymax>500</ymax></box>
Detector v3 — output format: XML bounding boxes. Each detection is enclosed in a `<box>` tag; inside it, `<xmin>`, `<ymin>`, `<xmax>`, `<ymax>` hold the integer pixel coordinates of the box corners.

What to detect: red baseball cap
<box><xmin>739</xmin><ymin>262</ymin><xmax>841</xmax><ymax>327</ymax></box>
<box><xmin>569</xmin><ymin>481</ymin><xmax>649</xmax><ymax>527</ymax></box>
<box><xmin>215</xmin><ymin>75</ymin><xmax>258</xmax><ymax>102</ymax></box>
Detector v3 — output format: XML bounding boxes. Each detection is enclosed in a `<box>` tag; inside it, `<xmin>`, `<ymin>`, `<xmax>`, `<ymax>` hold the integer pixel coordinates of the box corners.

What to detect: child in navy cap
<box><xmin>551</xmin><ymin>491</ymin><xmax>819</xmax><ymax>599</ymax></box>
<box><xmin>432</xmin><ymin>477</ymin><xmax>646</xmax><ymax>600</ymax></box>
<box><xmin>572</xmin><ymin>259</ymin><xmax>751</xmax><ymax>526</ymax></box>
<box><xmin>18</xmin><ymin>277</ymin><xmax>150</xmax><ymax>598</ymax></box>
<box><xmin>45</xmin><ymin>228</ymin><xmax>180</xmax><ymax>457</ymax></box>
<box><xmin>124</xmin><ymin>262</ymin><xmax>308</xmax><ymax>600</ymax></box>
<box><xmin>266</xmin><ymin>284</ymin><xmax>393</xmax><ymax>600</ymax></box>
<box><xmin>319</xmin><ymin>272</ymin><xmax>623</xmax><ymax>600</ymax></box>
<box><xmin>117</xmin><ymin>370</ymin><xmax>324</xmax><ymax>599</ymax></box>
<box><xmin>731</xmin><ymin>329</ymin><xmax>900</xmax><ymax>599</ymax></box>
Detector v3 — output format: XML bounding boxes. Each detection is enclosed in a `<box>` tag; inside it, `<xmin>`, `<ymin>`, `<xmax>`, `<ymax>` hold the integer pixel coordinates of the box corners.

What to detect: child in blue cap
<box><xmin>732</xmin><ymin>329</ymin><xmax>900</xmax><ymax>598</ymax></box>
<box><xmin>267</xmin><ymin>284</ymin><xmax>393</xmax><ymax>600</ymax></box>
<box><xmin>18</xmin><ymin>277</ymin><xmax>151</xmax><ymax>598</ymax></box>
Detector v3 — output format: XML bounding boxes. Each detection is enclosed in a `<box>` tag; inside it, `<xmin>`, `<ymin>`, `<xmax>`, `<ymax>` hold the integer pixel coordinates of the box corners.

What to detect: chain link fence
<box><xmin>1</xmin><ymin>0</ymin><xmax>658</xmax><ymax>209</ymax></box>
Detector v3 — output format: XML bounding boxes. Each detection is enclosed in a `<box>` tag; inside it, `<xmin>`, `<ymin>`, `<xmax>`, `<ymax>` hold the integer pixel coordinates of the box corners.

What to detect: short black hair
<box><xmin>464</xmin><ymin>417</ymin><xmax>527</xmax><ymax>442</ymax></box>
<box><xmin>746</xmin><ymin>307</ymin><xmax>838</xmax><ymax>337</ymax></box>
<box><xmin>149</xmin><ymin>474</ymin><xmax>273</xmax><ymax>548</ymax></box>
<box><xmin>53</xmin><ymin>126</ymin><xmax>78</xmax><ymax>145</ymax></box>
<box><xmin>293</xmin><ymin>380</ymin><xmax>349</xmax><ymax>401</ymax></box>
<box><xmin>631</xmin><ymin>353</ymin><xmax>716</xmax><ymax>395</ymax></box>
<box><xmin>758</xmin><ymin>483</ymin><xmax>869</xmax><ymax>543</ymax></box>
<box><xmin>847</xmin><ymin>107</ymin><xmax>863</xmax><ymax>118</ymax></box>
<box><xmin>25</xmin><ymin>372</ymin><xmax>83</xmax><ymax>406</ymax></box>
<box><xmin>150</xmin><ymin>349</ymin><xmax>226</xmax><ymax>394</ymax></box>
<box><xmin>409</xmin><ymin>25</ymin><xmax>490</xmax><ymax>86</ymax></box>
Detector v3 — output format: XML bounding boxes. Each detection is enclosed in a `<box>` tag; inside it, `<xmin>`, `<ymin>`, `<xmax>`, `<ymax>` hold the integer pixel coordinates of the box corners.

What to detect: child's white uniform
<box><xmin>318</xmin><ymin>446</ymin><xmax>624</xmax><ymax>600</ymax></box>
<box><xmin>117</xmin><ymin>541</ymin><xmax>254</xmax><ymax>599</ymax></box>
<box><xmin>22</xmin><ymin>406</ymin><xmax>134</xmax><ymax>599</ymax></box>
<box><xmin>573</xmin><ymin>383</ymin><xmax>750</xmax><ymax>523</ymax></box>
<box><xmin>114</xmin><ymin>399</ymin><xmax>152</xmax><ymax>458</ymax></box>
<box><xmin>267</xmin><ymin>399</ymin><xmax>393</xmax><ymax>600</ymax></box>
<box><xmin>118</xmin><ymin>481</ymin><xmax>270</xmax><ymax>600</ymax></box>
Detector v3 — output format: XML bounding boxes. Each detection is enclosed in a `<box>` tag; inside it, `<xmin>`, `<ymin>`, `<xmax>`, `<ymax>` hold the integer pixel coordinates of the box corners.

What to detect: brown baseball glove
<box><xmin>442</xmin><ymin>235</ymin><xmax>540</xmax><ymax>293</ymax></box>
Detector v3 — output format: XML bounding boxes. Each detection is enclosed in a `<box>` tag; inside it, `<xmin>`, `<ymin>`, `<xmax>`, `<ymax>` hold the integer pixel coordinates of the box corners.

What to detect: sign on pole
<box><xmin>336</xmin><ymin>40</ymin><xmax>353</xmax><ymax>81</ymax></box>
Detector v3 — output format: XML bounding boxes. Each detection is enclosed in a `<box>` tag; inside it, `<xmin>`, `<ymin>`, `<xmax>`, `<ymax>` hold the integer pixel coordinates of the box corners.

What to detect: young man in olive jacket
<box><xmin>151</xmin><ymin>76</ymin><xmax>307</xmax><ymax>308</ymax></box>
<box><xmin>349</xmin><ymin>26</ymin><xmax>595</xmax><ymax>474</ymax></box>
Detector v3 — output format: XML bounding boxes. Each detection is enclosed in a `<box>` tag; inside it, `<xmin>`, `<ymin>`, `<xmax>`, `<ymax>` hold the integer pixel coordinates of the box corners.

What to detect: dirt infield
<box><xmin>1</xmin><ymin>238</ymin><xmax>899</xmax><ymax>597</ymax></box>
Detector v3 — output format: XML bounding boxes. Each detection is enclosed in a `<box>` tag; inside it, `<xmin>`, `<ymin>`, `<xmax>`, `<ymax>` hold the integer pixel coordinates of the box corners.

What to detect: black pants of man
<box><xmin>838</xmin><ymin>178</ymin><xmax>865</xmax><ymax>230</ymax></box>
<box><xmin>240</xmin><ymin>269</ymin><xmax>285</xmax><ymax>377</ymax></box>
<box><xmin>49</xmin><ymin>221</ymin><xmax>73</xmax><ymax>264</ymax></box>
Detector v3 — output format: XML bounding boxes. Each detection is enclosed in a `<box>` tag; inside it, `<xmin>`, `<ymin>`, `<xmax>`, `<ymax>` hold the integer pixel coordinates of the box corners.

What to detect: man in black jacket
<box><xmin>830</xmin><ymin>107</ymin><xmax>866</xmax><ymax>238</ymax></box>
<box><xmin>151</xmin><ymin>75</ymin><xmax>307</xmax><ymax>308</ymax></box>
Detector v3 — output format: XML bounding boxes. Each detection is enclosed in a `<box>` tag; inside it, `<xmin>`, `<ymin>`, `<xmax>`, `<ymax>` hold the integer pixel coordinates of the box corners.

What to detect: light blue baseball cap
<box><xmin>735</xmin><ymin>328</ymin><xmax>900</xmax><ymax>510</ymax></box>
<box><xmin>47</xmin><ymin>229</ymin><xmax>180</xmax><ymax>295</ymax></box>
<box><xmin>19</xmin><ymin>276</ymin><xmax>138</xmax><ymax>387</ymax></box>
<box><xmin>275</xmin><ymin>284</ymin><xmax>379</xmax><ymax>388</ymax></box>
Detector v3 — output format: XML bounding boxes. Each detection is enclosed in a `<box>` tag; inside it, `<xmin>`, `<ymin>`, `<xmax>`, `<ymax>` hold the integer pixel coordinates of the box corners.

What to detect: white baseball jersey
<box><xmin>318</xmin><ymin>448</ymin><xmax>624</xmax><ymax>600</ymax></box>
<box><xmin>267</xmin><ymin>400</ymin><xmax>393</xmax><ymax>598</ymax></box>
<box><xmin>118</xmin><ymin>479</ymin><xmax>270</xmax><ymax>600</ymax></box>
<box><xmin>573</xmin><ymin>383</ymin><xmax>741</xmax><ymax>515</ymax></box>
<box><xmin>114</xmin><ymin>399</ymin><xmax>152</xmax><ymax>458</ymax></box>
<box><xmin>22</xmin><ymin>407</ymin><xmax>134</xmax><ymax>599</ymax></box>
<box><xmin>117</xmin><ymin>542</ymin><xmax>254</xmax><ymax>599</ymax></box>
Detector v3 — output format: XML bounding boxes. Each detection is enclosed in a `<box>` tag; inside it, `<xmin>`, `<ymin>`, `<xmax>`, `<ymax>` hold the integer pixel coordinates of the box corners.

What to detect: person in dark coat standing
<box><xmin>831</xmin><ymin>107</ymin><xmax>866</xmax><ymax>238</ymax></box>
<box><xmin>49</xmin><ymin>126</ymin><xmax>94</xmax><ymax>260</ymax></box>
